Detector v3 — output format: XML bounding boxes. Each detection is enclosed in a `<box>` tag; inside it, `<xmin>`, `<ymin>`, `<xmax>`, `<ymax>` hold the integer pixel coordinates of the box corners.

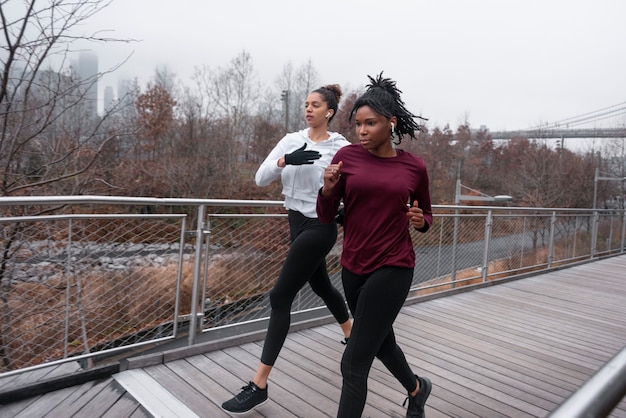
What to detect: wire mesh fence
<box><xmin>0</xmin><ymin>197</ymin><xmax>624</xmax><ymax>376</ymax></box>
<box><xmin>0</xmin><ymin>213</ymin><xmax>188</xmax><ymax>373</ymax></box>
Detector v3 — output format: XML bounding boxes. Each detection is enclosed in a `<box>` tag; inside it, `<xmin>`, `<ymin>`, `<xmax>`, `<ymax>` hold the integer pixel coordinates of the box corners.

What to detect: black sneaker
<box><xmin>402</xmin><ymin>376</ymin><xmax>432</xmax><ymax>418</ymax></box>
<box><xmin>221</xmin><ymin>381</ymin><xmax>268</xmax><ymax>414</ymax></box>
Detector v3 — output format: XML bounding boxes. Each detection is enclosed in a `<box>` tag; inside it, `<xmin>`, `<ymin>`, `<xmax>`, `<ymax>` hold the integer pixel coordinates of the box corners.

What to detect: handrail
<box><xmin>0</xmin><ymin>194</ymin><xmax>620</xmax><ymax>214</ymax></box>
<box><xmin>547</xmin><ymin>346</ymin><xmax>626</xmax><ymax>418</ymax></box>
<box><xmin>0</xmin><ymin>195</ymin><xmax>285</xmax><ymax>207</ymax></box>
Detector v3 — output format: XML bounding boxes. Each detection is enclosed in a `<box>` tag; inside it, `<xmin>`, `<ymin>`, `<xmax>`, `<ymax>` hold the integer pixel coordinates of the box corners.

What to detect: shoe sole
<box><xmin>221</xmin><ymin>398</ymin><xmax>268</xmax><ymax>415</ymax></box>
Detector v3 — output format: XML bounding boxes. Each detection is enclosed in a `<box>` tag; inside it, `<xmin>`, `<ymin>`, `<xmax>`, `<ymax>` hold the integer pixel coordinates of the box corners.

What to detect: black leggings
<box><xmin>337</xmin><ymin>266</ymin><xmax>418</xmax><ymax>418</ymax></box>
<box><xmin>260</xmin><ymin>210</ymin><xmax>349</xmax><ymax>366</ymax></box>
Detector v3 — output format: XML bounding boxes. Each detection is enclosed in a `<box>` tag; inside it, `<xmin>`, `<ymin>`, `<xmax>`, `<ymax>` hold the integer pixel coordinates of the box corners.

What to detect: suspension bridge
<box><xmin>489</xmin><ymin>101</ymin><xmax>626</xmax><ymax>140</ymax></box>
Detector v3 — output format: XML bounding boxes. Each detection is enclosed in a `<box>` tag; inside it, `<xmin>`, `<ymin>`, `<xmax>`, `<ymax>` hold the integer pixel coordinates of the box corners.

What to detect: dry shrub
<box><xmin>211</xmin><ymin>217</ymin><xmax>290</xmax><ymax>253</ymax></box>
<box><xmin>4</xmin><ymin>276</ymin><xmax>68</xmax><ymax>366</ymax></box>
<box><xmin>1</xmin><ymin>261</ymin><xmax>194</xmax><ymax>370</ymax></box>
<box><xmin>412</xmin><ymin>247</ymin><xmax>554</xmax><ymax>298</ymax></box>
<box><xmin>204</xmin><ymin>252</ymin><xmax>282</xmax><ymax>303</ymax></box>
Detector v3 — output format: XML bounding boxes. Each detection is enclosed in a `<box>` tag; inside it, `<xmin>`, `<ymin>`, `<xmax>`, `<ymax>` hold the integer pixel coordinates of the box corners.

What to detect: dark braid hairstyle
<box><xmin>348</xmin><ymin>72</ymin><xmax>427</xmax><ymax>145</ymax></box>
<box><xmin>312</xmin><ymin>84</ymin><xmax>342</xmax><ymax>123</ymax></box>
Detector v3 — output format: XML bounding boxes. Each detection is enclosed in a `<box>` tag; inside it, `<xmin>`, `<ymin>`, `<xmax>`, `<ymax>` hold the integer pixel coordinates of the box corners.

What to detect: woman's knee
<box><xmin>268</xmin><ymin>287</ymin><xmax>292</xmax><ymax>310</ymax></box>
<box><xmin>340</xmin><ymin>356</ymin><xmax>353</xmax><ymax>380</ymax></box>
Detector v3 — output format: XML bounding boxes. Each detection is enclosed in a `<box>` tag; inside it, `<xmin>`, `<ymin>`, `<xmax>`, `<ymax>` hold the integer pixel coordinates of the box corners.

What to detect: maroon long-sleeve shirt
<box><xmin>317</xmin><ymin>144</ymin><xmax>432</xmax><ymax>275</ymax></box>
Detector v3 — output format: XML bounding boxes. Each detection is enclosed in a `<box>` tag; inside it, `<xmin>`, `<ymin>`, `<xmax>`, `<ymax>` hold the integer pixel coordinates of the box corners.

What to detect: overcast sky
<box><xmin>77</xmin><ymin>0</ymin><xmax>625</xmax><ymax>132</ymax></box>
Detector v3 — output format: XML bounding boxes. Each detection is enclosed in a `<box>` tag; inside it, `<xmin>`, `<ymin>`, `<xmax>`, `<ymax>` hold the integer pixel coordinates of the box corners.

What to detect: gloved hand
<box><xmin>335</xmin><ymin>207</ymin><xmax>345</xmax><ymax>226</ymax></box>
<box><xmin>284</xmin><ymin>144</ymin><xmax>321</xmax><ymax>165</ymax></box>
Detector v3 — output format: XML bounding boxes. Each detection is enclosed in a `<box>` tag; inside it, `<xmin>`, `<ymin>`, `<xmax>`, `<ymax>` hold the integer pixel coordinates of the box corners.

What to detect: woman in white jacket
<box><xmin>222</xmin><ymin>84</ymin><xmax>352</xmax><ymax>414</ymax></box>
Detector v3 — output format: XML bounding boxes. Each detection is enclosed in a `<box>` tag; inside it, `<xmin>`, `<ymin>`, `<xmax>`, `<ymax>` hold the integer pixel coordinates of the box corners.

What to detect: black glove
<box><xmin>335</xmin><ymin>207</ymin><xmax>345</xmax><ymax>226</ymax></box>
<box><xmin>284</xmin><ymin>144</ymin><xmax>321</xmax><ymax>165</ymax></box>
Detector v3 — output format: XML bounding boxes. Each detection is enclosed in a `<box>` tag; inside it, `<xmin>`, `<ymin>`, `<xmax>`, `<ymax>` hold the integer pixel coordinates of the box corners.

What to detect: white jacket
<box><xmin>255</xmin><ymin>128</ymin><xmax>350</xmax><ymax>218</ymax></box>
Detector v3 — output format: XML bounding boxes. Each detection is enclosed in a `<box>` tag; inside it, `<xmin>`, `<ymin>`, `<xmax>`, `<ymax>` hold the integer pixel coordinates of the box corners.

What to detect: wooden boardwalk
<box><xmin>1</xmin><ymin>255</ymin><xmax>626</xmax><ymax>418</ymax></box>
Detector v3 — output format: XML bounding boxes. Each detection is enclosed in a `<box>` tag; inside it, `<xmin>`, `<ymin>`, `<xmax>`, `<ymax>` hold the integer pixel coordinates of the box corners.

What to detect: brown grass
<box><xmin>1</xmin><ymin>261</ymin><xmax>194</xmax><ymax>370</ymax></box>
<box><xmin>412</xmin><ymin>247</ymin><xmax>554</xmax><ymax>297</ymax></box>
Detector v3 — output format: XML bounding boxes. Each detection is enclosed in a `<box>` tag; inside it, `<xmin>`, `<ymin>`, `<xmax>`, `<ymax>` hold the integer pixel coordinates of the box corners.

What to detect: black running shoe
<box><xmin>403</xmin><ymin>376</ymin><xmax>432</xmax><ymax>418</ymax></box>
<box><xmin>221</xmin><ymin>381</ymin><xmax>268</xmax><ymax>414</ymax></box>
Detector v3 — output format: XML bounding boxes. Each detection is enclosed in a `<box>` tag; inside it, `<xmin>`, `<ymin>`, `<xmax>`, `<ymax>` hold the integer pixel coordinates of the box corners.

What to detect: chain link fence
<box><xmin>0</xmin><ymin>196</ymin><xmax>624</xmax><ymax>376</ymax></box>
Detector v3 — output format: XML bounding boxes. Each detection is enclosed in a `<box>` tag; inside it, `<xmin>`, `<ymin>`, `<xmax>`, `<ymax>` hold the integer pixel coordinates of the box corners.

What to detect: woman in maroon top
<box><xmin>317</xmin><ymin>73</ymin><xmax>433</xmax><ymax>418</ymax></box>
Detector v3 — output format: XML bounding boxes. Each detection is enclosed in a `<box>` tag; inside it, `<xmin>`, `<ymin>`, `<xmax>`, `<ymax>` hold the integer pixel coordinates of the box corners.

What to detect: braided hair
<box><xmin>313</xmin><ymin>84</ymin><xmax>342</xmax><ymax>123</ymax></box>
<box><xmin>349</xmin><ymin>72</ymin><xmax>427</xmax><ymax>144</ymax></box>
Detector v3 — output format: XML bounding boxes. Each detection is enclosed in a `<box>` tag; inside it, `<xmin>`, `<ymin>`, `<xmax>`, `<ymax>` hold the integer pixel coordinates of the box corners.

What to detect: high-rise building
<box><xmin>77</xmin><ymin>51</ymin><xmax>98</xmax><ymax>118</ymax></box>
<box><xmin>103</xmin><ymin>85</ymin><xmax>115</xmax><ymax>113</ymax></box>
<box><xmin>117</xmin><ymin>77</ymin><xmax>138</xmax><ymax>112</ymax></box>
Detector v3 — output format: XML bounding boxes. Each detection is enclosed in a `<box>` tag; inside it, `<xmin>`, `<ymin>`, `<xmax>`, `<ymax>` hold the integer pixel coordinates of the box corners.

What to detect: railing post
<box><xmin>591</xmin><ymin>210</ymin><xmax>600</xmax><ymax>258</ymax></box>
<box><xmin>481</xmin><ymin>210</ymin><xmax>493</xmax><ymax>282</ymax></box>
<box><xmin>172</xmin><ymin>217</ymin><xmax>187</xmax><ymax>338</ymax></box>
<box><xmin>200</xmin><ymin>218</ymin><xmax>212</xmax><ymax>327</ymax></box>
<box><xmin>451</xmin><ymin>178</ymin><xmax>461</xmax><ymax>287</ymax></box>
<box><xmin>64</xmin><ymin>219</ymin><xmax>72</xmax><ymax>359</ymax></box>
<box><xmin>621</xmin><ymin>210</ymin><xmax>626</xmax><ymax>254</ymax></box>
<box><xmin>608</xmin><ymin>214</ymin><xmax>614</xmax><ymax>253</ymax></box>
<box><xmin>451</xmin><ymin>209</ymin><xmax>459</xmax><ymax>287</ymax></box>
<box><xmin>548</xmin><ymin>211</ymin><xmax>556</xmax><ymax>268</ymax></box>
<box><xmin>573</xmin><ymin>216</ymin><xmax>580</xmax><ymax>259</ymax></box>
<box><xmin>188</xmin><ymin>205</ymin><xmax>206</xmax><ymax>346</ymax></box>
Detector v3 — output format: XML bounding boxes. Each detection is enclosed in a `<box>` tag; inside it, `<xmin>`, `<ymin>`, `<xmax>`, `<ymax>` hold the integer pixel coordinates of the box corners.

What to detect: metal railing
<box><xmin>547</xmin><ymin>346</ymin><xmax>626</xmax><ymax>418</ymax></box>
<box><xmin>0</xmin><ymin>196</ymin><xmax>624</xmax><ymax>379</ymax></box>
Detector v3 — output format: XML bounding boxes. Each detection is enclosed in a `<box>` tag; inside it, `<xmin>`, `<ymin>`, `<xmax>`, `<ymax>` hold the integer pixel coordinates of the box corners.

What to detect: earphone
<box><xmin>325</xmin><ymin>112</ymin><xmax>331</xmax><ymax>118</ymax></box>
<box><xmin>390</xmin><ymin>122</ymin><xmax>395</xmax><ymax>131</ymax></box>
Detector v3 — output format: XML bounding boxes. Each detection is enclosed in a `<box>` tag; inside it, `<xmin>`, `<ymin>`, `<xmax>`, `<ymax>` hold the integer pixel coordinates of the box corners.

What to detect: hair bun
<box><xmin>322</xmin><ymin>84</ymin><xmax>343</xmax><ymax>104</ymax></box>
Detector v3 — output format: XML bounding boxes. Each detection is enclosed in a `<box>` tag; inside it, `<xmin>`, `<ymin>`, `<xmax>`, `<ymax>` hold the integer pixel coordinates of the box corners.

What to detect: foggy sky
<box><xmin>75</xmin><ymin>0</ymin><xmax>626</xmax><ymax>133</ymax></box>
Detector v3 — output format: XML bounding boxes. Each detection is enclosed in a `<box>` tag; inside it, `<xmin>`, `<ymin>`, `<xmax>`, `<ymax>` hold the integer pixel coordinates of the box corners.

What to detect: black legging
<box><xmin>260</xmin><ymin>210</ymin><xmax>350</xmax><ymax>366</ymax></box>
<box><xmin>337</xmin><ymin>266</ymin><xmax>418</xmax><ymax>418</ymax></box>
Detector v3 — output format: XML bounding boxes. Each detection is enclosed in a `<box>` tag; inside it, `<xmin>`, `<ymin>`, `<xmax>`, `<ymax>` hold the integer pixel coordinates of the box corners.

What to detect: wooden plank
<box><xmin>163</xmin><ymin>360</ymin><xmax>231</xmax><ymax>417</ymax></box>
<box><xmin>0</xmin><ymin>396</ymin><xmax>38</xmax><ymax>417</ymax></box>
<box><xmin>42</xmin><ymin>379</ymin><xmax>109</xmax><ymax>417</ymax></box>
<box><xmin>237</xmin><ymin>342</ymin><xmax>342</xmax><ymax>416</ymax></box>
<box><xmin>0</xmin><ymin>362</ymin><xmax>81</xmax><ymax>392</ymax></box>
<box><xmin>143</xmin><ymin>363</ymin><xmax>228</xmax><ymax>418</ymax></box>
<box><xmin>98</xmin><ymin>391</ymin><xmax>142</xmax><ymax>418</ymax></box>
<box><xmin>1</xmin><ymin>255</ymin><xmax>626</xmax><ymax>418</ymax></box>
<box><xmin>0</xmin><ymin>364</ymin><xmax>119</xmax><ymax>404</ymax></box>
<box><xmin>207</xmin><ymin>347</ymin><xmax>322</xmax><ymax>417</ymax></box>
<box><xmin>129</xmin><ymin>406</ymin><xmax>152</xmax><ymax>418</ymax></box>
<box><xmin>13</xmin><ymin>384</ymin><xmax>80</xmax><ymax>418</ymax></box>
<box><xmin>423</xmin><ymin>296</ymin><xmax>618</xmax><ymax>364</ymax></box>
<box><xmin>72</xmin><ymin>381</ymin><xmax>125</xmax><ymax>418</ymax></box>
<box><xmin>114</xmin><ymin>368</ymin><xmax>199</xmax><ymax>418</ymax></box>
<box><xmin>291</xmin><ymin>328</ymin><xmax>416</xmax><ymax>417</ymax></box>
<box><xmin>184</xmin><ymin>354</ymin><xmax>274</xmax><ymax>418</ymax></box>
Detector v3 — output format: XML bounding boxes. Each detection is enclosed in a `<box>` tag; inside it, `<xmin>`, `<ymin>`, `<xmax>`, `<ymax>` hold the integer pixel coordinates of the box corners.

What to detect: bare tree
<box><xmin>275</xmin><ymin>60</ymin><xmax>322</xmax><ymax>133</ymax></box>
<box><xmin>0</xmin><ymin>0</ymin><xmax>134</xmax><ymax>370</ymax></box>
<box><xmin>0</xmin><ymin>0</ymin><xmax>135</xmax><ymax>199</ymax></box>
<box><xmin>192</xmin><ymin>50</ymin><xmax>260</xmax><ymax>192</ymax></box>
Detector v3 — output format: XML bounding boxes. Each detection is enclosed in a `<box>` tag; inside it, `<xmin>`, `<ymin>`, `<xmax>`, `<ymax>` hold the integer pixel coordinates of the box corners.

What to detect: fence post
<box><xmin>451</xmin><ymin>209</ymin><xmax>459</xmax><ymax>287</ymax></box>
<box><xmin>188</xmin><ymin>205</ymin><xmax>206</xmax><ymax>346</ymax></box>
<box><xmin>64</xmin><ymin>219</ymin><xmax>72</xmax><ymax>359</ymax></box>
<box><xmin>172</xmin><ymin>217</ymin><xmax>187</xmax><ymax>338</ymax></box>
<box><xmin>548</xmin><ymin>211</ymin><xmax>556</xmax><ymax>268</ymax></box>
<box><xmin>591</xmin><ymin>211</ymin><xmax>599</xmax><ymax>259</ymax></box>
<box><xmin>200</xmin><ymin>218</ymin><xmax>212</xmax><ymax>327</ymax></box>
<box><xmin>621</xmin><ymin>210</ymin><xmax>626</xmax><ymax>254</ymax></box>
<box><xmin>481</xmin><ymin>210</ymin><xmax>493</xmax><ymax>282</ymax></box>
